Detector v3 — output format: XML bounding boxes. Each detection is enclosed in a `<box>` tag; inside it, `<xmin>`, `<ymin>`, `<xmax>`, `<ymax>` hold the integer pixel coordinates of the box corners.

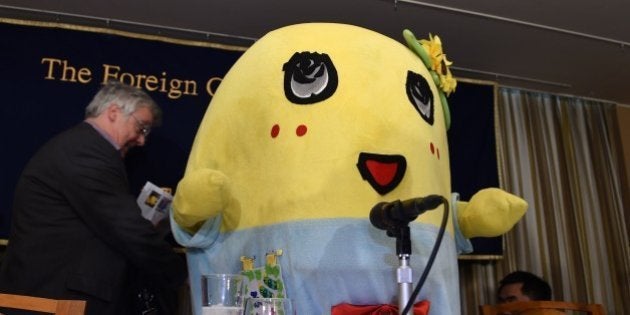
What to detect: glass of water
<box><xmin>201</xmin><ymin>274</ymin><xmax>245</xmax><ymax>315</ymax></box>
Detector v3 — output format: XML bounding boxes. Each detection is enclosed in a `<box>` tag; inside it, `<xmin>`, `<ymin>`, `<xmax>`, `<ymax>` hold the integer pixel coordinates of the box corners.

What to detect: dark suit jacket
<box><xmin>0</xmin><ymin>122</ymin><xmax>187</xmax><ymax>314</ymax></box>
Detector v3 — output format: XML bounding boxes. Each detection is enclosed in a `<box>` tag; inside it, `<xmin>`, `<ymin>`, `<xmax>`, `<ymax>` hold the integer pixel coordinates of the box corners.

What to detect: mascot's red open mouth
<box><xmin>356</xmin><ymin>152</ymin><xmax>407</xmax><ymax>195</ymax></box>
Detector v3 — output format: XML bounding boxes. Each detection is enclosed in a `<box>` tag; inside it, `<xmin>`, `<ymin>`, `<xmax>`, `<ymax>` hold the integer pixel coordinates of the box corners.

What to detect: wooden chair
<box><xmin>479</xmin><ymin>300</ymin><xmax>605</xmax><ymax>315</ymax></box>
<box><xmin>0</xmin><ymin>293</ymin><xmax>86</xmax><ymax>314</ymax></box>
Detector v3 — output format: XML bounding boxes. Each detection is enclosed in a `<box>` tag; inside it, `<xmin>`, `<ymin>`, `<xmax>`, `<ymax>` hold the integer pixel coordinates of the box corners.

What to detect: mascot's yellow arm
<box><xmin>172</xmin><ymin>168</ymin><xmax>230</xmax><ymax>233</ymax></box>
<box><xmin>457</xmin><ymin>188</ymin><xmax>528</xmax><ymax>238</ymax></box>
<box><xmin>172</xmin><ymin>171</ymin><xmax>527</xmax><ymax>239</ymax></box>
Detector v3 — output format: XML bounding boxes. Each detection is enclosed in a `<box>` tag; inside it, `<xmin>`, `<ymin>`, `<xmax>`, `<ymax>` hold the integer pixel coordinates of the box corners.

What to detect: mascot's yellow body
<box><xmin>171</xmin><ymin>23</ymin><xmax>526</xmax><ymax>314</ymax></box>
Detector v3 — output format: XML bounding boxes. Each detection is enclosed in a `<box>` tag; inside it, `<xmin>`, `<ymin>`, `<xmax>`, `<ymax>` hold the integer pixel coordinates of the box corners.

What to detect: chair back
<box><xmin>479</xmin><ymin>300</ymin><xmax>605</xmax><ymax>315</ymax></box>
<box><xmin>0</xmin><ymin>293</ymin><xmax>86</xmax><ymax>314</ymax></box>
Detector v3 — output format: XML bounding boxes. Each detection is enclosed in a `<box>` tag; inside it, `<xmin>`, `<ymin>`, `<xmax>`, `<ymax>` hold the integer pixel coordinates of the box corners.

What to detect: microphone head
<box><xmin>370</xmin><ymin>196</ymin><xmax>444</xmax><ymax>231</ymax></box>
<box><xmin>369</xmin><ymin>202</ymin><xmax>391</xmax><ymax>230</ymax></box>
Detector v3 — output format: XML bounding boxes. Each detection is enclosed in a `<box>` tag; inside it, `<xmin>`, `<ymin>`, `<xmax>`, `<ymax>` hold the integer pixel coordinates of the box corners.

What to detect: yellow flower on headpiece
<box><xmin>419</xmin><ymin>34</ymin><xmax>457</xmax><ymax>95</ymax></box>
<box><xmin>440</xmin><ymin>68</ymin><xmax>457</xmax><ymax>96</ymax></box>
<box><xmin>403</xmin><ymin>29</ymin><xmax>457</xmax><ymax>128</ymax></box>
<box><xmin>419</xmin><ymin>34</ymin><xmax>444</xmax><ymax>70</ymax></box>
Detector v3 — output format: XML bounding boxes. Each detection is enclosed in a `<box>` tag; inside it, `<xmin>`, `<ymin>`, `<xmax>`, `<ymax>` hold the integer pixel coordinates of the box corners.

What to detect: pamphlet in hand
<box><xmin>137</xmin><ymin>181</ymin><xmax>173</xmax><ymax>226</ymax></box>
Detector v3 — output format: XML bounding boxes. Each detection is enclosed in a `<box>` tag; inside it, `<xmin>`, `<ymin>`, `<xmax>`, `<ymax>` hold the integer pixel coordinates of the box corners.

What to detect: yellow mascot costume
<box><xmin>170</xmin><ymin>23</ymin><xmax>527</xmax><ymax>314</ymax></box>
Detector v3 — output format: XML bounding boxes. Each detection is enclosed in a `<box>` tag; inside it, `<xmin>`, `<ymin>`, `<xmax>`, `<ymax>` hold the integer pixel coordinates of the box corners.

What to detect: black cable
<box><xmin>401</xmin><ymin>196</ymin><xmax>449</xmax><ymax>315</ymax></box>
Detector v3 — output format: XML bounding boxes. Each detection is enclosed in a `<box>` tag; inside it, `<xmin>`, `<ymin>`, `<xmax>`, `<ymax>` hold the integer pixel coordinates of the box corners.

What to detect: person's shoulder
<box><xmin>55</xmin><ymin>122</ymin><xmax>104</xmax><ymax>144</ymax></box>
<box><xmin>42</xmin><ymin>122</ymin><xmax>113</xmax><ymax>156</ymax></box>
<box><xmin>64</xmin><ymin>121</ymin><xmax>98</xmax><ymax>137</ymax></box>
<box><xmin>45</xmin><ymin>121</ymin><xmax>92</xmax><ymax>139</ymax></box>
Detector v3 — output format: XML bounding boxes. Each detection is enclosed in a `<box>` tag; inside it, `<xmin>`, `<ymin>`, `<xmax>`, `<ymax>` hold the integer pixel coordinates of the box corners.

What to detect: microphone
<box><xmin>370</xmin><ymin>195</ymin><xmax>444</xmax><ymax>230</ymax></box>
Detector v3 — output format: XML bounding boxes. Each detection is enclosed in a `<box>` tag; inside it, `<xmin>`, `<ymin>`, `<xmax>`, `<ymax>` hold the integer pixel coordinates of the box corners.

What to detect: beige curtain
<box><xmin>459</xmin><ymin>87</ymin><xmax>630</xmax><ymax>315</ymax></box>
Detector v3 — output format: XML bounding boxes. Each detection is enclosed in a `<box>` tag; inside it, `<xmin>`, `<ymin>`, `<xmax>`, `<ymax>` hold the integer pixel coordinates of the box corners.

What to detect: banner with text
<box><xmin>0</xmin><ymin>19</ymin><xmax>244</xmax><ymax>238</ymax></box>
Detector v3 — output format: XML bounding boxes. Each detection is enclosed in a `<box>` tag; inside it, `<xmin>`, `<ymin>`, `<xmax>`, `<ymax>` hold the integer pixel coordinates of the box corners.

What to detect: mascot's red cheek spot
<box><xmin>271</xmin><ymin>124</ymin><xmax>280</xmax><ymax>138</ymax></box>
<box><xmin>429</xmin><ymin>142</ymin><xmax>441</xmax><ymax>160</ymax></box>
<box><xmin>296</xmin><ymin>124</ymin><xmax>307</xmax><ymax>137</ymax></box>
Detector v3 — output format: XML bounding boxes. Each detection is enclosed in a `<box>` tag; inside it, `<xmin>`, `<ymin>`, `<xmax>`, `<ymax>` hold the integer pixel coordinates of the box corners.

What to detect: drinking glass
<box><xmin>243</xmin><ymin>297</ymin><xmax>294</xmax><ymax>315</ymax></box>
<box><xmin>201</xmin><ymin>274</ymin><xmax>245</xmax><ymax>315</ymax></box>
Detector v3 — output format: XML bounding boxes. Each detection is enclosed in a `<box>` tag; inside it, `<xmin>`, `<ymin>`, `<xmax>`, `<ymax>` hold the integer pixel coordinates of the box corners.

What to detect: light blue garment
<box><xmin>171</xmin><ymin>213</ymin><xmax>462</xmax><ymax>315</ymax></box>
<box><xmin>451</xmin><ymin>193</ymin><xmax>474</xmax><ymax>254</ymax></box>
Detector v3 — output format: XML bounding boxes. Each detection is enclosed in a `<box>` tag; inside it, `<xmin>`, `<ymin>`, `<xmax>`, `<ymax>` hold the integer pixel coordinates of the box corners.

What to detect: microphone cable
<box><xmin>401</xmin><ymin>195</ymin><xmax>449</xmax><ymax>315</ymax></box>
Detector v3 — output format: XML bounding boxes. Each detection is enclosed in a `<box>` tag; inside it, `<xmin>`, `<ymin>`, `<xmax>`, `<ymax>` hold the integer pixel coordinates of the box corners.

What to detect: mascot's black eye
<box><xmin>282</xmin><ymin>52</ymin><xmax>338</xmax><ymax>104</ymax></box>
<box><xmin>405</xmin><ymin>70</ymin><xmax>434</xmax><ymax>125</ymax></box>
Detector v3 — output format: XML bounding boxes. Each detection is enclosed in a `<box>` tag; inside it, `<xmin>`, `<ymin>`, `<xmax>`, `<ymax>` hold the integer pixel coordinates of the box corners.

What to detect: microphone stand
<box><xmin>372</xmin><ymin>195</ymin><xmax>447</xmax><ymax>315</ymax></box>
<box><xmin>388</xmin><ymin>225</ymin><xmax>412</xmax><ymax>315</ymax></box>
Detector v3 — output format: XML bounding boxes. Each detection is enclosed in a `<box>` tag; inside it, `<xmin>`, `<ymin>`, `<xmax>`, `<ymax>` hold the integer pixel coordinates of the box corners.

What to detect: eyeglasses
<box><xmin>129</xmin><ymin>114</ymin><xmax>152</xmax><ymax>137</ymax></box>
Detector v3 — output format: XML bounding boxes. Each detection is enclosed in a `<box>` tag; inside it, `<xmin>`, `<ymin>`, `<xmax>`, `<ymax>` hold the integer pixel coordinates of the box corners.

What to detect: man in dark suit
<box><xmin>0</xmin><ymin>82</ymin><xmax>187</xmax><ymax>314</ymax></box>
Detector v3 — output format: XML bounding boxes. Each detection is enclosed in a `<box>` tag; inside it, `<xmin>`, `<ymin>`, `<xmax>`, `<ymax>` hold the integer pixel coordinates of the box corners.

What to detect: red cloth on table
<box><xmin>332</xmin><ymin>300</ymin><xmax>430</xmax><ymax>315</ymax></box>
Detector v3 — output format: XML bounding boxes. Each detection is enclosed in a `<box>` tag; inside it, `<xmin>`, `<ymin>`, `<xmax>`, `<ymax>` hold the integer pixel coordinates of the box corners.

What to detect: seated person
<box><xmin>497</xmin><ymin>271</ymin><xmax>564</xmax><ymax>315</ymax></box>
